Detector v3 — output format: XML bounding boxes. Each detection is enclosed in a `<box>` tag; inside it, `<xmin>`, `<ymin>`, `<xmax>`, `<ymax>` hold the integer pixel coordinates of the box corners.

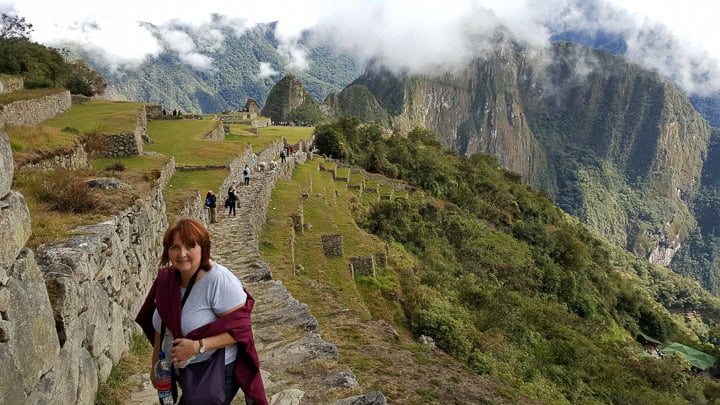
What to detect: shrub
<box><xmin>61</xmin><ymin>126</ymin><xmax>80</xmax><ymax>134</ymax></box>
<box><xmin>34</xmin><ymin>169</ymin><xmax>98</xmax><ymax>213</ymax></box>
<box><xmin>105</xmin><ymin>161</ymin><xmax>125</xmax><ymax>172</ymax></box>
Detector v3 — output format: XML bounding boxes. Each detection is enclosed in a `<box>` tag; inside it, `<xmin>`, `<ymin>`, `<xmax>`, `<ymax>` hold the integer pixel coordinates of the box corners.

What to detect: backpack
<box><xmin>243</xmin><ymin>168</ymin><xmax>250</xmax><ymax>176</ymax></box>
<box><xmin>205</xmin><ymin>196</ymin><xmax>212</xmax><ymax>207</ymax></box>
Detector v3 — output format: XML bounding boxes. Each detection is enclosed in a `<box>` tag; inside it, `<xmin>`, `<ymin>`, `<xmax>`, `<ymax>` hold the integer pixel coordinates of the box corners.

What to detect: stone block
<box><xmin>0</xmin><ymin>249</ymin><xmax>60</xmax><ymax>399</ymax></box>
<box><xmin>321</xmin><ymin>234</ymin><xmax>344</xmax><ymax>256</ymax></box>
<box><xmin>0</xmin><ymin>191</ymin><xmax>31</xmax><ymax>271</ymax></box>
<box><xmin>350</xmin><ymin>256</ymin><xmax>375</xmax><ymax>277</ymax></box>
<box><xmin>0</xmin><ymin>131</ymin><xmax>13</xmax><ymax>196</ymax></box>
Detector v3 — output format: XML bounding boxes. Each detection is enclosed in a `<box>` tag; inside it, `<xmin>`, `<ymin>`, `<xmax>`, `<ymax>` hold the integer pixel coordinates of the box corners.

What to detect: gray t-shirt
<box><xmin>152</xmin><ymin>263</ymin><xmax>248</xmax><ymax>366</ymax></box>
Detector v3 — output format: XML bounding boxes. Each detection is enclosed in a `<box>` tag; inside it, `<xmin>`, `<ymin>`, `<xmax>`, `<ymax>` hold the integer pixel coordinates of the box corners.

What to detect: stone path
<box><xmin>129</xmin><ymin>158</ymin><xmax>360</xmax><ymax>404</ymax></box>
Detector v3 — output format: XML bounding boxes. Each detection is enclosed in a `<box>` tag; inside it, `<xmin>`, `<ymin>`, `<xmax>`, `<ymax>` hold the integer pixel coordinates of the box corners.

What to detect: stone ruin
<box><xmin>349</xmin><ymin>256</ymin><xmax>376</xmax><ymax>277</ymax></box>
<box><xmin>321</xmin><ymin>234</ymin><xmax>344</xmax><ymax>256</ymax></box>
<box><xmin>245</xmin><ymin>98</ymin><xmax>261</xmax><ymax>115</ymax></box>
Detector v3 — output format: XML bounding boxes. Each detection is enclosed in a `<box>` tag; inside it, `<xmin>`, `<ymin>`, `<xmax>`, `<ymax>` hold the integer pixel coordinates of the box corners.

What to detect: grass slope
<box><xmin>260</xmin><ymin>158</ymin><xmax>525</xmax><ymax>404</ymax></box>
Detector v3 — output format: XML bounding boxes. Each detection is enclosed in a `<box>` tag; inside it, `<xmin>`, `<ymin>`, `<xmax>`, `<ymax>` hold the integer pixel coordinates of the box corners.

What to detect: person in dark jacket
<box><xmin>205</xmin><ymin>190</ymin><xmax>217</xmax><ymax>223</ymax></box>
<box><xmin>226</xmin><ymin>181</ymin><xmax>237</xmax><ymax>216</ymax></box>
<box><xmin>136</xmin><ymin>218</ymin><xmax>267</xmax><ymax>405</ymax></box>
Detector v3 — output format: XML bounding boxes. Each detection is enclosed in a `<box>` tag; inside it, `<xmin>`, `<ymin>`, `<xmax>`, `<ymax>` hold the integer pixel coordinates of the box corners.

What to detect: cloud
<box><xmin>258</xmin><ymin>62</ymin><xmax>278</xmax><ymax>79</ymax></box>
<box><xmin>6</xmin><ymin>0</ymin><xmax>720</xmax><ymax>95</ymax></box>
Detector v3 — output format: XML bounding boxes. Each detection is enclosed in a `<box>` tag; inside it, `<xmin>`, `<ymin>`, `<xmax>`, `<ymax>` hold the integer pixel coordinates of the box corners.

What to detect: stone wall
<box><xmin>251</xmin><ymin>117</ymin><xmax>271</xmax><ymax>128</ymax></box>
<box><xmin>0</xmin><ymin>76</ymin><xmax>23</xmax><ymax>94</ymax></box>
<box><xmin>0</xmin><ymin>90</ymin><xmax>72</xmax><ymax>126</ymax></box>
<box><xmin>144</xmin><ymin>105</ymin><xmax>162</xmax><ymax>120</ymax></box>
<box><xmin>321</xmin><ymin>234</ymin><xmax>344</xmax><ymax>257</ymax></box>
<box><xmin>0</xmin><ymin>124</ymin><xmax>175</xmax><ymax>404</ymax></box>
<box><xmin>98</xmin><ymin>108</ymin><xmax>146</xmax><ymax>157</ymax></box>
<box><xmin>204</xmin><ymin>122</ymin><xmax>226</xmax><ymax>141</ymax></box>
<box><xmin>177</xmin><ymin>190</ymin><xmax>210</xmax><ymax>227</ymax></box>
<box><xmin>350</xmin><ymin>256</ymin><xmax>375</xmax><ymax>277</ymax></box>
<box><xmin>17</xmin><ymin>142</ymin><xmax>91</xmax><ymax>171</ymax></box>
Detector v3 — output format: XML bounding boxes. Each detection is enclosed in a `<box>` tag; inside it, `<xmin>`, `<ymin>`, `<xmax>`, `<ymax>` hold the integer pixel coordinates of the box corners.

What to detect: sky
<box><xmin>2</xmin><ymin>0</ymin><xmax>720</xmax><ymax>96</ymax></box>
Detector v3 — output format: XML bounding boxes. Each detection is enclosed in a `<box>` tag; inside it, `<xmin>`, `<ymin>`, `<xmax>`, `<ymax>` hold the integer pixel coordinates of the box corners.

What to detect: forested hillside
<box><xmin>312</xmin><ymin>117</ymin><xmax>720</xmax><ymax>404</ymax></box>
<box><xmin>81</xmin><ymin>23</ymin><xmax>363</xmax><ymax>114</ymax></box>
<box><xmin>328</xmin><ymin>39</ymin><xmax>719</xmax><ymax>301</ymax></box>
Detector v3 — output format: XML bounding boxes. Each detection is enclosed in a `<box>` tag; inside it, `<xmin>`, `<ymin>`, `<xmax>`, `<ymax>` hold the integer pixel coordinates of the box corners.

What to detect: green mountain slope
<box><xmin>336</xmin><ymin>40</ymin><xmax>714</xmax><ymax>295</ymax></box>
<box><xmin>84</xmin><ymin>23</ymin><xmax>363</xmax><ymax>114</ymax></box>
<box><xmin>310</xmin><ymin>118</ymin><xmax>720</xmax><ymax>404</ymax></box>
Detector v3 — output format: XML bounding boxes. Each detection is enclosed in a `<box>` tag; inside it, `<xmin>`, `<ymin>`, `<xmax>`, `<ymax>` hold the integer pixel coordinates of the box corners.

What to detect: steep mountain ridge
<box><xmin>84</xmin><ymin>23</ymin><xmax>363</xmax><ymax>114</ymax></box>
<box><xmin>328</xmin><ymin>40</ymin><xmax>710</xmax><ymax>281</ymax></box>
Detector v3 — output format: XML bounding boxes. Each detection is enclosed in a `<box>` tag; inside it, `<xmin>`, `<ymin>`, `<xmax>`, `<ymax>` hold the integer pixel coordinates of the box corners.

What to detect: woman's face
<box><xmin>168</xmin><ymin>232</ymin><xmax>201</xmax><ymax>274</ymax></box>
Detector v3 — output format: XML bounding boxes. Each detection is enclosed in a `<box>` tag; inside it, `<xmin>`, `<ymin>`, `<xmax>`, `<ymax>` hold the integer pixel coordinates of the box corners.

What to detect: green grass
<box><xmin>146</xmin><ymin>120</ymin><xmax>248</xmax><ymax>165</ymax></box>
<box><xmin>5</xmin><ymin>125</ymin><xmax>80</xmax><ymax>166</ymax></box>
<box><xmin>224</xmin><ymin>125</ymin><xmax>315</xmax><ymax>153</ymax></box>
<box><xmin>92</xmin><ymin>155</ymin><xmax>169</xmax><ymax>172</ymax></box>
<box><xmin>258</xmin><ymin>125</ymin><xmax>314</xmax><ymax>145</ymax></box>
<box><xmin>96</xmin><ymin>334</ymin><xmax>153</xmax><ymax>405</ymax></box>
<box><xmin>45</xmin><ymin>100</ymin><xmax>144</xmax><ymax>133</ymax></box>
<box><xmin>164</xmin><ymin>169</ymin><xmax>229</xmax><ymax>223</ymax></box>
<box><xmin>0</xmin><ymin>88</ymin><xmax>65</xmax><ymax>105</ymax></box>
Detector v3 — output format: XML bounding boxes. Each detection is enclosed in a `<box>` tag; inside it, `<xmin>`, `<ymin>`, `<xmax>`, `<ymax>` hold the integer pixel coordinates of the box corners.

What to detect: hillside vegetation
<box><xmin>295</xmin><ymin>117</ymin><xmax>720</xmax><ymax>404</ymax></box>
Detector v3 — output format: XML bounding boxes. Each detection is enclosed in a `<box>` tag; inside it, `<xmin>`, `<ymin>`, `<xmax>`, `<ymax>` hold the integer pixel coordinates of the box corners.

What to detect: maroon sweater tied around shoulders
<box><xmin>135</xmin><ymin>267</ymin><xmax>267</xmax><ymax>404</ymax></box>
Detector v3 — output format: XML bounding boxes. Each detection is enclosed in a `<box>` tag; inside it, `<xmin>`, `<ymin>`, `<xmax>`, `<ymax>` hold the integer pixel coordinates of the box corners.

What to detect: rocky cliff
<box><xmin>336</xmin><ymin>40</ymin><xmax>711</xmax><ymax>268</ymax></box>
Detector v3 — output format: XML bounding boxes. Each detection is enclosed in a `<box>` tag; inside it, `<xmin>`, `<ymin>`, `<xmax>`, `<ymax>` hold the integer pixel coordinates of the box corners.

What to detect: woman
<box><xmin>136</xmin><ymin>218</ymin><xmax>267</xmax><ymax>405</ymax></box>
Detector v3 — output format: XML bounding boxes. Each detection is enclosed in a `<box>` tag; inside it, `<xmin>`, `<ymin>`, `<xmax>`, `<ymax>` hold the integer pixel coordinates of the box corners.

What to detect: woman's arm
<box><xmin>151</xmin><ymin>331</ymin><xmax>161</xmax><ymax>388</ymax></box>
<box><xmin>171</xmin><ymin>303</ymin><xmax>246</xmax><ymax>365</ymax></box>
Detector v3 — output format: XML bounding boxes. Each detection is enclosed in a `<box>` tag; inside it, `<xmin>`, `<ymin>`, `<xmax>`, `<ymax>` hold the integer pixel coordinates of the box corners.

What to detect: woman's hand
<box><xmin>170</xmin><ymin>338</ymin><xmax>200</xmax><ymax>366</ymax></box>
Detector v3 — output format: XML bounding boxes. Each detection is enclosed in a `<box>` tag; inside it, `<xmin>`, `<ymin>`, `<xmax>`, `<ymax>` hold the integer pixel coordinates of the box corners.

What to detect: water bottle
<box><xmin>155</xmin><ymin>351</ymin><xmax>173</xmax><ymax>405</ymax></box>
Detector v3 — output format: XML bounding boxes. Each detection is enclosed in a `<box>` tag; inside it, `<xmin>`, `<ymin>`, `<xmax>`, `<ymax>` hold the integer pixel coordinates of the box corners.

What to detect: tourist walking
<box><xmin>135</xmin><ymin>218</ymin><xmax>267</xmax><ymax>405</ymax></box>
<box><xmin>243</xmin><ymin>165</ymin><xmax>251</xmax><ymax>186</ymax></box>
<box><xmin>205</xmin><ymin>190</ymin><xmax>217</xmax><ymax>223</ymax></box>
<box><xmin>226</xmin><ymin>181</ymin><xmax>237</xmax><ymax>216</ymax></box>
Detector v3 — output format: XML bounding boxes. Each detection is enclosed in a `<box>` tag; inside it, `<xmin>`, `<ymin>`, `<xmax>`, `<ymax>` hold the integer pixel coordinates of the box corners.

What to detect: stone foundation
<box><xmin>349</xmin><ymin>256</ymin><xmax>375</xmax><ymax>277</ymax></box>
<box><xmin>321</xmin><ymin>234</ymin><xmax>344</xmax><ymax>257</ymax></box>
<box><xmin>0</xmin><ymin>90</ymin><xmax>71</xmax><ymax>126</ymax></box>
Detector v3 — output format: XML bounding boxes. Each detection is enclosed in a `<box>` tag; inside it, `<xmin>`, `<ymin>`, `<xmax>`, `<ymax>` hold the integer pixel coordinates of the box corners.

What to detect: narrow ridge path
<box><xmin>130</xmin><ymin>157</ymin><xmax>358</xmax><ymax>404</ymax></box>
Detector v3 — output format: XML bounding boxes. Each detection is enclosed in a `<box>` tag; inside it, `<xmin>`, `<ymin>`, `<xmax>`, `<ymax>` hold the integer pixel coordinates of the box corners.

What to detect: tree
<box><xmin>64</xmin><ymin>60</ymin><xmax>107</xmax><ymax>96</ymax></box>
<box><xmin>0</xmin><ymin>13</ymin><xmax>33</xmax><ymax>40</ymax></box>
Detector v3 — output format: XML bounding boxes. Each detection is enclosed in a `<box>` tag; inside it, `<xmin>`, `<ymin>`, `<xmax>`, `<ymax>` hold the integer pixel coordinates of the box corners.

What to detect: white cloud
<box><xmin>5</xmin><ymin>0</ymin><xmax>720</xmax><ymax>94</ymax></box>
<box><xmin>258</xmin><ymin>62</ymin><xmax>278</xmax><ymax>79</ymax></box>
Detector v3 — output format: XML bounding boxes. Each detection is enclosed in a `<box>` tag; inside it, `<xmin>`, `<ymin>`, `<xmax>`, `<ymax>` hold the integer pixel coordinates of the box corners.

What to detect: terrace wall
<box><xmin>0</xmin><ymin>90</ymin><xmax>72</xmax><ymax>126</ymax></box>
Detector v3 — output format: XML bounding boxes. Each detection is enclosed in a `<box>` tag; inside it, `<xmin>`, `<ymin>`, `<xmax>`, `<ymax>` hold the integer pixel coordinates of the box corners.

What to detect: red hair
<box><xmin>160</xmin><ymin>218</ymin><xmax>212</xmax><ymax>271</ymax></box>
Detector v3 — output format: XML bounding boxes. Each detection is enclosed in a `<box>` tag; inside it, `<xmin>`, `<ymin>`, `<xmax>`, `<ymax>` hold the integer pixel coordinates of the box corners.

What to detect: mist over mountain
<box><xmin>75</xmin><ymin>22</ymin><xmax>362</xmax><ymax>113</ymax></box>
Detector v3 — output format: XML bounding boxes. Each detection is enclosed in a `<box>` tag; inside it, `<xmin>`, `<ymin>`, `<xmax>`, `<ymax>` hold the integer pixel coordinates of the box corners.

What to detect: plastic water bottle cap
<box><xmin>158</xmin><ymin>351</ymin><xmax>166</xmax><ymax>360</ymax></box>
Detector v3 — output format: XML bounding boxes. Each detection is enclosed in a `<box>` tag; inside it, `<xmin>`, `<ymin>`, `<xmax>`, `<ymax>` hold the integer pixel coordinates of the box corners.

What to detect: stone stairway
<box><xmin>129</xmin><ymin>158</ymin><xmax>371</xmax><ymax>404</ymax></box>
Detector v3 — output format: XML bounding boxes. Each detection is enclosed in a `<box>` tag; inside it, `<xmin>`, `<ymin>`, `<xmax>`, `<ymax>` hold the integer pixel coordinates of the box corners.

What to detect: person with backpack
<box><xmin>226</xmin><ymin>181</ymin><xmax>237</xmax><ymax>216</ymax></box>
<box><xmin>279</xmin><ymin>150</ymin><xmax>286</xmax><ymax>164</ymax></box>
<box><xmin>243</xmin><ymin>165</ymin><xmax>251</xmax><ymax>186</ymax></box>
<box><xmin>205</xmin><ymin>190</ymin><xmax>217</xmax><ymax>223</ymax></box>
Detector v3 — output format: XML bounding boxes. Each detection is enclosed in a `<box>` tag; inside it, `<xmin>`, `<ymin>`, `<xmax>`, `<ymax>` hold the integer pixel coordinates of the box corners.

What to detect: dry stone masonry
<box><xmin>17</xmin><ymin>142</ymin><xmax>91</xmax><ymax>171</ymax></box>
<box><xmin>203</xmin><ymin>121</ymin><xmax>226</xmax><ymax>141</ymax></box>
<box><xmin>349</xmin><ymin>256</ymin><xmax>376</xmax><ymax>277</ymax></box>
<box><xmin>0</xmin><ymin>125</ymin><xmax>174</xmax><ymax>403</ymax></box>
<box><xmin>0</xmin><ymin>90</ymin><xmax>72</xmax><ymax>126</ymax></box>
<box><xmin>321</xmin><ymin>234</ymin><xmax>344</xmax><ymax>256</ymax></box>
<box><xmin>0</xmin><ymin>76</ymin><xmax>23</xmax><ymax>94</ymax></box>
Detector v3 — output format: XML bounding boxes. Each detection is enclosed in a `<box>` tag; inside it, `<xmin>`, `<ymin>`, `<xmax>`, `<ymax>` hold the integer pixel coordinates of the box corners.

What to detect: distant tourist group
<box><xmin>161</xmin><ymin>107</ymin><xmax>183</xmax><ymax>119</ymax></box>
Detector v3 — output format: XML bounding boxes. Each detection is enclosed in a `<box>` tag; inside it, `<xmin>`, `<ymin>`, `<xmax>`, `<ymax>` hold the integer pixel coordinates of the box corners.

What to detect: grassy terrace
<box><xmin>45</xmin><ymin>100</ymin><xmax>145</xmax><ymax>134</ymax></box>
<box><xmin>259</xmin><ymin>159</ymin><xmax>483</xmax><ymax>403</ymax></box>
<box><xmin>225</xmin><ymin>124</ymin><xmax>314</xmax><ymax>153</ymax></box>
<box><xmin>5</xmin><ymin>125</ymin><xmax>81</xmax><ymax>166</ymax></box>
<box><xmin>0</xmin><ymin>88</ymin><xmax>65</xmax><ymax>105</ymax></box>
